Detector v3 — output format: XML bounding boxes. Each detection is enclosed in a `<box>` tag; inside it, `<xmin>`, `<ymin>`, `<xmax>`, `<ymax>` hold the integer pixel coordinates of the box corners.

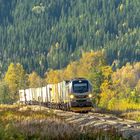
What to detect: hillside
<box><xmin>0</xmin><ymin>0</ymin><xmax>140</xmax><ymax>76</ymax></box>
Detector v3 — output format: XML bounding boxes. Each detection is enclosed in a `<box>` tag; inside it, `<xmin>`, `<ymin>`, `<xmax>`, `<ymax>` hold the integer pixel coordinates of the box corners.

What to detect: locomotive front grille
<box><xmin>76</xmin><ymin>99</ymin><xmax>87</xmax><ymax>102</ymax></box>
<box><xmin>75</xmin><ymin>95</ymin><xmax>88</xmax><ymax>98</ymax></box>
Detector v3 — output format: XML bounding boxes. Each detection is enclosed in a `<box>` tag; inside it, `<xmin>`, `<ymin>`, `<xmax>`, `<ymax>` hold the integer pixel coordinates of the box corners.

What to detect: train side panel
<box><xmin>62</xmin><ymin>81</ymin><xmax>69</xmax><ymax>103</ymax></box>
<box><xmin>30</xmin><ymin>88</ymin><xmax>37</xmax><ymax>102</ymax></box>
<box><xmin>42</xmin><ymin>86</ymin><xmax>47</xmax><ymax>103</ymax></box>
<box><xmin>58</xmin><ymin>83</ymin><xmax>62</xmax><ymax>103</ymax></box>
<box><xmin>36</xmin><ymin>88</ymin><xmax>42</xmax><ymax>102</ymax></box>
<box><xmin>55</xmin><ymin>84</ymin><xmax>59</xmax><ymax>103</ymax></box>
<box><xmin>25</xmin><ymin>89</ymin><xmax>32</xmax><ymax>102</ymax></box>
<box><xmin>61</xmin><ymin>81</ymin><xmax>65</xmax><ymax>103</ymax></box>
<box><xmin>50</xmin><ymin>84</ymin><xmax>58</xmax><ymax>103</ymax></box>
<box><xmin>19</xmin><ymin>90</ymin><xmax>25</xmax><ymax>103</ymax></box>
<box><xmin>47</xmin><ymin>84</ymin><xmax>53</xmax><ymax>102</ymax></box>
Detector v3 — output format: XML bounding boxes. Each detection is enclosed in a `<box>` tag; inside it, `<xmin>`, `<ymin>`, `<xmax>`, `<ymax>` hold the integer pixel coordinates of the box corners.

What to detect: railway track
<box><xmin>27</xmin><ymin>106</ymin><xmax>140</xmax><ymax>140</ymax></box>
<box><xmin>54</xmin><ymin>109</ymin><xmax>140</xmax><ymax>140</ymax></box>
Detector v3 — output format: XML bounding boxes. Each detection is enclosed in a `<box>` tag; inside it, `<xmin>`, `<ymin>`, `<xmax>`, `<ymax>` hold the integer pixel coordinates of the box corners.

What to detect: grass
<box><xmin>0</xmin><ymin>104</ymin><xmax>125</xmax><ymax>140</ymax></box>
<box><xmin>94</xmin><ymin>107</ymin><xmax>140</xmax><ymax>122</ymax></box>
<box><xmin>108</xmin><ymin>100</ymin><xmax>140</xmax><ymax>111</ymax></box>
<box><xmin>120</xmin><ymin>111</ymin><xmax>140</xmax><ymax>122</ymax></box>
<box><xmin>0</xmin><ymin>104</ymin><xmax>81</xmax><ymax>140</ymax></box>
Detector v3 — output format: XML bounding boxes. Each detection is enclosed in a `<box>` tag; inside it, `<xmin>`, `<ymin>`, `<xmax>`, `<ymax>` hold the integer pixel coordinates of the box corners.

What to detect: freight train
<box><xmin>19</xmin><ymin>78</ymin><xmax>93</xmax><ymax>112</ymax></box>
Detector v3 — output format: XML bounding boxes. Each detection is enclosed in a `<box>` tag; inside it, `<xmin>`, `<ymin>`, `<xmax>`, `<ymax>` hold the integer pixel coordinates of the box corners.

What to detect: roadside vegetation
<box><xmin>0</xmin><ymin>104</ymin><xmax>82</xmax><ymax>140</ymax></box>
<box><xmin>0</xmin><ymin>104</ymin><xmax>125</xmax><ymax>140</ymax></box>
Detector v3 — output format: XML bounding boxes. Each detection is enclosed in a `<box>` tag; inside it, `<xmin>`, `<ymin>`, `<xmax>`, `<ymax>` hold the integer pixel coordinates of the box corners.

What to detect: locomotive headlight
<box><xmin>88</xmin><ymin>94</ymin><xmax>92</xmax><ymax>98</ymax></box>
<box><xmin>70</xmin><ymin>94</ymin><xmax>74</xmax><ymax>99</ymax></box>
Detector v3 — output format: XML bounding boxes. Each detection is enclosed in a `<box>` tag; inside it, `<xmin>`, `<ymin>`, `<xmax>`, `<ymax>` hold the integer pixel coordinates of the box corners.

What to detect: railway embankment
<box><xmin>53</xmin><ymin>109</ymin><xmax>140</xmax><ymax>140</ymax></box>
<box><xmin>19</xmin><ymin>105</ymin><xmax>140</xmax><ymax>140</ymax></box>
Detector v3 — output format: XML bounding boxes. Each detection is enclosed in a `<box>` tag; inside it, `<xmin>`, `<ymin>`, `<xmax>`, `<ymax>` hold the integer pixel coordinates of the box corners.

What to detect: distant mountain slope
<box><xmin>0</xmin><ymin>0</ymin><xmax>139</xmax><ymax>76</ymax></box>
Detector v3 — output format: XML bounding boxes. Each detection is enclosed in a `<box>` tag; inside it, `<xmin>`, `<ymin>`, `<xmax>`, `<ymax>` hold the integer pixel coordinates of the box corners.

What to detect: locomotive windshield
<box><xmin>73</xmin><ymin>80</ymin><xmax>88</xmax><ymax>93</ymax></box>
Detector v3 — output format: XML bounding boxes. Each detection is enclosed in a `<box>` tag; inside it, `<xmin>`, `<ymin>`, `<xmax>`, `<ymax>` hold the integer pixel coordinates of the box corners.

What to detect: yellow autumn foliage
<box><xmin>99</xmin><ymin>62</ymin><xmax>140</xmax><ymax>111</ymax></box>
<box><xmin>63</xmin><ymin>61</ymin><xmax>78</xmax><ymax>80</ymax></box>
<box><xmin>119</xmin><ymin>4</ymin><xmax>124</xmax><ymax>12</ymax></box>
<box><xmin>46</xmin><ymin>50</ymin><xmax>105</xmax><ymax>83</ymax></box>
<box><xmin>28</xmin><ymin>71</ymin><xmax>42</xmax><ymax>88</ymax></box>
<box><xmin>78</xmin><ymin>51</ymin><xmax>105</xmax><ymax>77</ymax></box>
<box><xmin>45</xmin><ymin>69</ymin><xmax>63</xmax><ymax>84</ymax></box>
<box><xmin>4</xmin><ymin>63</ymin><xmax>26</xmax><ymax>100</ymax></box>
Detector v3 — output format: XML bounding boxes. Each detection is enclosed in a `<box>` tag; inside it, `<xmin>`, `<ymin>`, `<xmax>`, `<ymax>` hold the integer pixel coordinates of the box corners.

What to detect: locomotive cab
<box><xmin>68</xmin><ymin>78</ymin><xmax>93</xmax><ymax>112</ymax></box>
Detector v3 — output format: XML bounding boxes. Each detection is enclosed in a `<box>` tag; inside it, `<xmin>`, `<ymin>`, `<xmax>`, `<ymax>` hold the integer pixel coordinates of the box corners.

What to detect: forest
<box><xmin>0</xmin><ymin>0</ymin><xmax>140</xmax><ymax>77</ymax></box>
<box><xmin>0</xmin><ymin>0</ymin><xmax>140</xmax><ymax>112</ymax></box>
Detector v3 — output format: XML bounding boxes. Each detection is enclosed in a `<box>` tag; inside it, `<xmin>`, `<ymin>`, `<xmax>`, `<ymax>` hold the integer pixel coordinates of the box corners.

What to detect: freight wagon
<box><xmin>19</xmin><ymin>78</ymin><xmax>93</xmax><ymax>112</ymax></box>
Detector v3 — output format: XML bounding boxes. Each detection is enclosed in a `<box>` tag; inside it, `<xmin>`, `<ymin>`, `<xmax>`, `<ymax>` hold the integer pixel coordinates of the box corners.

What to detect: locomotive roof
<box><xmin>71</xmin><ymin>78</ymin><xmax>87</xmax><ymax>81</ymax></box>
<box><xmin>64</xmin><ymin>78</ymin><xmax>87</xmax><ymax>83</ymax></box>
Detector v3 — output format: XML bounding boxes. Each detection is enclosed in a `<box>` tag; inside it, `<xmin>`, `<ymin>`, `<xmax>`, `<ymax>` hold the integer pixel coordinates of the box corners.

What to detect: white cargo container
<box><xmin>42</xmin><ymin>86</ymin><xmax>48</xmax><ymax>103</ymax></box>
<box><xmin>25</xmin><ymin>89</ymin><xmax>32</xmax><ymax>102</ymax></box>
<box><xmin>47</xmin><ymin>84</ymin><xmax>53</xmax><ymax>102</ymax></box>
<box><xmin>30</xmin><ymin>88</ymin><xmax>37</xmax><ymax>101</ymax></box>
<box><xmin>61</xmin><ymin>81</ymin><xmax>69</xmax><ymax>103</ymax></box>
<box><xmin>58</xmin><ymin>83</ymin><xmax>62</xmax><ymax>102</ymax></box>
<box><xmin>36</xmin><ymin>87</ymin><xmax>42</xmax><ymax>101</ymax></box>
<box><xmin>19</xmin><ymin>90</ymin><xmax>25</xmax><ymax>103</ymax></box>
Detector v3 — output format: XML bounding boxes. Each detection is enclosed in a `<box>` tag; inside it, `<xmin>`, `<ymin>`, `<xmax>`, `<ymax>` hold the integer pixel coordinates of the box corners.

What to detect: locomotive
<box><xmin>19</xmin><ymin>78</ymin><xmax>93</xmax><ymax>112</ymax></box>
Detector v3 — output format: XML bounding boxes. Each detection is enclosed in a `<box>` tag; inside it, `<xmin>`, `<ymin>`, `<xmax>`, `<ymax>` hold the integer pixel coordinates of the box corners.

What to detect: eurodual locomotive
<box><xmin>19</xmin><ymin>78</ymin><xmax>93</xmax><ymax>112</ymax></box>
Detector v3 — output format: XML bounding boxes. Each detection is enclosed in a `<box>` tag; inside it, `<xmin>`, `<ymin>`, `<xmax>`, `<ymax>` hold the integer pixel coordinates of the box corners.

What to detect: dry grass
<box><xmin>94</xmin><ymin>107</ymin><xmax>140</xmax><ymax>122</ymax></box>
<box><xmin>0</xmin><ymin>104</ymin><xmax>82</xmax><ymax>140</ymax></box>
<box><xmin>120</xmin><ymin>111</ymin><xmax>140</xmax><ymax>122</ymax></box>
<box><xmin>0</xmin><ymin>104</ymin><xmax>124</xmax><ymax>140</ymax></box>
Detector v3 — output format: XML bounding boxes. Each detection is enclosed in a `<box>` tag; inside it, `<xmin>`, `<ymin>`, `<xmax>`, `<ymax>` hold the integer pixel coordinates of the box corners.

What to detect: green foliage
<box><xmin>0</xmin><ymin>0</ymin><xmax>139</xmax><ymax>76</ymax></box>
<box><xmin>0</xmin><ymin>81</ymin><xmax>11</xmax><ymax>104</ymax></box>
<box><xmin>88</xmin><ymin>67</ymin><xmax>103</xmax><ymax>94</ymax></box>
